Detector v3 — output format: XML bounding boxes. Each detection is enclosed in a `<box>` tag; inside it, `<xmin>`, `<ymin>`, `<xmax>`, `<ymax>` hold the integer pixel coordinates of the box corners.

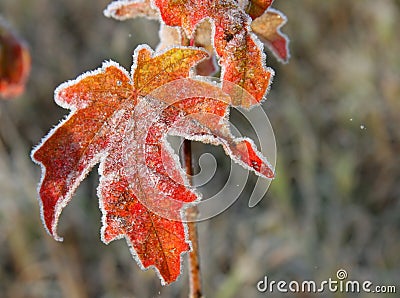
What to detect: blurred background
<box><xmin>0</xmin><ymin>0</ymin><xmax>399</xmax><ymax>297</ymax></box>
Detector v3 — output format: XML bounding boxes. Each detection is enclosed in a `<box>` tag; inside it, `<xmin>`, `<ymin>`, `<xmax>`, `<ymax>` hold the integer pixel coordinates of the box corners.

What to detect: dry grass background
<box><xmin>0</xmin><ymin>0</ymin><xmax>399</xmax><ymax>297</ymax></box>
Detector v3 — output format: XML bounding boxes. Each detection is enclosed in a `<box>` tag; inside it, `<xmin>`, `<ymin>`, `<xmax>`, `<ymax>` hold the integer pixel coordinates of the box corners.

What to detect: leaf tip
<box><xmin>31</xmin><ymin>147</ymin><xmax>64</xmax><ymax>242</ymax></box>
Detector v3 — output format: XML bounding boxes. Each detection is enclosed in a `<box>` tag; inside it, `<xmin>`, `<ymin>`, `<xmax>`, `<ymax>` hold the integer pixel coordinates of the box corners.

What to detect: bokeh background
<box><xmin>0</xmin><ymin>0</ymin><xmax>399</xmax><ymax>297</ymax></box>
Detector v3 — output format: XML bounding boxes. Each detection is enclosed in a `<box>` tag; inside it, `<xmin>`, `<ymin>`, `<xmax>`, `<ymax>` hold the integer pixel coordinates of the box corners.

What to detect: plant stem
<box><xmin>181</xmin><ymin>139</ymin><xmax>203</xmax><ymax>298</ymax></box>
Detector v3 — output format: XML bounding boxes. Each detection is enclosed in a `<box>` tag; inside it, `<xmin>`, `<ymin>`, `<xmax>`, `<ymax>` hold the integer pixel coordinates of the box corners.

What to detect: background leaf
<box><xmin>0</xmin><ymin>17</ymin><xmax>30</xmax><ymax>99</ymax></box>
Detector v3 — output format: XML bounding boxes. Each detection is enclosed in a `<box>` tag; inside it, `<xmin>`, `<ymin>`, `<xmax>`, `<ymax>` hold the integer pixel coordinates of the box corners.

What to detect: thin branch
<box><xmin>181</xmin><ymin>139</ymin><xmax>203</xmax><ymax>298</ymax></box>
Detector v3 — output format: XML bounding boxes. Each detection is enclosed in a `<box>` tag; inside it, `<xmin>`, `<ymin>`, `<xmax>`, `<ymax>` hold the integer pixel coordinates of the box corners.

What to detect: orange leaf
<box><xmin>32</xmin><ymin>46</ymin><xmax>205</xmax><ymax>284</ymax></box>
<box><xmin>251</xmin><ymin>9</ymin><xmax>290</xmax><ymax>63</ymax></box>
<box><xmin>31</xmin><ymin>45</ymin><xmax>274</xmax><ymax>285</ymax></box>
<box><xmin>154</xmin><ymin>0</ymin><xmax>274</xmax><ymax>103</ymax></box>
<box><xmin>105</xmin><ymin>0</ymin><xmax>290</xmax><ymax>72</ymax></box>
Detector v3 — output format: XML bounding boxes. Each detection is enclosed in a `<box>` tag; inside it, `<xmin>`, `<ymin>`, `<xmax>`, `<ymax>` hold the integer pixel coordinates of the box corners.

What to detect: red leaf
<box><xmin>32</xmin><ymin>45</ymin><xmax>274</xmax><ymax>284</ymax></box>
<box><xmin>32</xmin><ymin>46</ymin><xmax>206</xmax><ymax>284</ymax></box>
<box><xmin>251</xmin><ymin>9</ymin><xmax>290</xmax><ymax>63</ymax></box>
<box><xmin>0</xmin><ymin>18</ymin><xmax>31</xmax><ymax>99</ymax></box>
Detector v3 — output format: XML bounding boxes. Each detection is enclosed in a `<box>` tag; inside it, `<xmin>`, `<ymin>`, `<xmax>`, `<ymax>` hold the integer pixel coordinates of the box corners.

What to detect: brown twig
<box><xmin>179</xmin><ymin>27</ymin><xmax>203</xmax><ymax>298</ymax></box>
<box><xmin>181</xmin><ymin>139</ymin><xmax>203</xmax><ymax>298</ymax></box>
